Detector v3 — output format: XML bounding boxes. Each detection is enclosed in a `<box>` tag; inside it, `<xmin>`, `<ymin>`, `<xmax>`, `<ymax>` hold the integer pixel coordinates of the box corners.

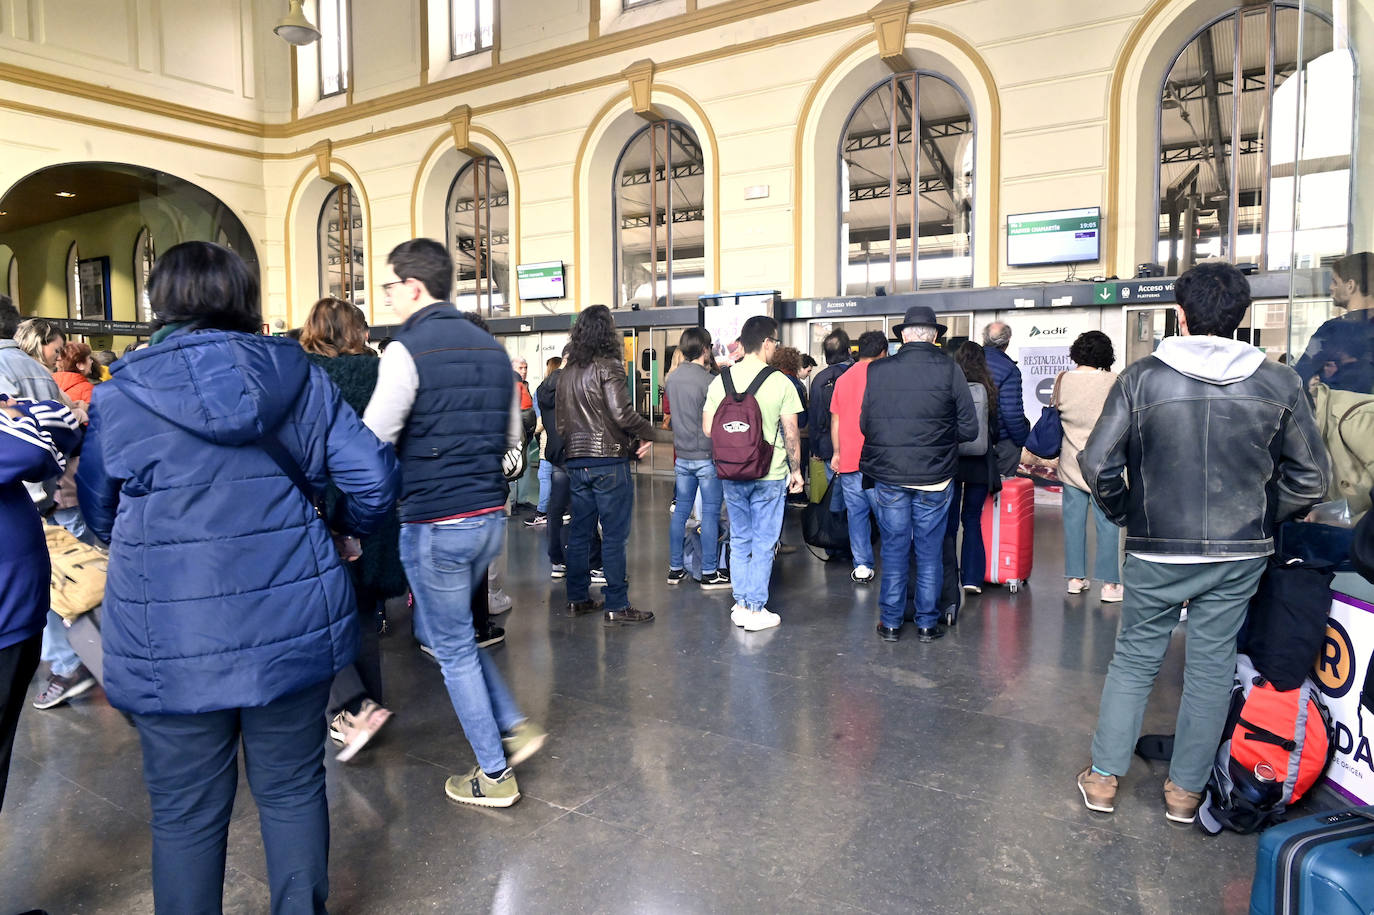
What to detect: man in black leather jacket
<box><xmin>1075</xmin><ymin>262</ymin><xmax>1329</xmax><ymax>825</ymax></box>
<box><xmin>555</xmin><ymin>305</ymin><xmax>670</xmax><ymax>624</ymax></box>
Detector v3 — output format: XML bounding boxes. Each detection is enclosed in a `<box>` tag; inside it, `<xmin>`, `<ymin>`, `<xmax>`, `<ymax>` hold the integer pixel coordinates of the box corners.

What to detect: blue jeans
<box><xmin>133</xmin><ymin>679</ymin><xmax>332</xmax><ymax>915</ymax></box>
<box><xmin>872</xmin><ymin>482</ymin><xmax>953</xmax><ymax>629</ymax></box>
<box><xmin>567</xmin><ymin>461</ymin><xmax>634</xmax><ymax>610</ymax></box>
<box><xmin>721</xmin><ymin>478</ymin><xmax>788</xmax><ymax>611</ymax></box>
<box><xmin>945</xmin><ymin>481</ymin><xmax>988</xmax><ymax>588</ymax></box>
<box><xmin>669</xmin><ymin>459</ymin><xmax>723</xmax><ymax>573</ymax></box>
<box><xmin>536</xmin><ymin>459</ymin><xmax>553</xmax><ymax>513</ymax></box>
<box><xmin>838</xmin><ymin>471</ymin><xmax>875</xmax><ymax>569</ymax></box>
<box><xmin>400</xmin><ymin>515</ymin><xmax>523</xmax><ymax>774</ymax></box>
<box><xmin>1062</xmin><ymin>484</ymin><xmax>1121</xmax><ymax>583</ymax></box>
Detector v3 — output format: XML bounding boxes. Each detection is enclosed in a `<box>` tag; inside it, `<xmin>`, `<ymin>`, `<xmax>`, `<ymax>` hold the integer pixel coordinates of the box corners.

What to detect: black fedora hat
<box><xmin>891</xmin><ymin>305</ymin><xmax>947</xmax><ymax>339</ymax></box>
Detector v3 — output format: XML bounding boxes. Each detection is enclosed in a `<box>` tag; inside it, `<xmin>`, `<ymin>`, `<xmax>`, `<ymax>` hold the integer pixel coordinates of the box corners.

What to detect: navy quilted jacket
<box><xmin>76</xmin><ymin>330</ymin><xmax>400</xmax><ymax>715</ymax></box>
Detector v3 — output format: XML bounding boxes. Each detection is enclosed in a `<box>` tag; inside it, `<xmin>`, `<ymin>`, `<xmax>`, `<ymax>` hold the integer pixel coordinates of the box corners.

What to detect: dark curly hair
<box><xmin>566</xmin><ymin>304</ymin><xmax>622</xmax><ymax>366</ymax></box>
<box><xmin>1069</xmin><ymin>330</ymin><xmax>1114</xmax><ymax>370</ymax></box>
<box><xmin>1175</xmin><ymin>261</ymin><xmax>1251</xmax><ymax>336</ymax></box>
<box><xmin>770</xmin><ymin>345</ymin><xmax>802</xmax><ymax>376</ymax></box>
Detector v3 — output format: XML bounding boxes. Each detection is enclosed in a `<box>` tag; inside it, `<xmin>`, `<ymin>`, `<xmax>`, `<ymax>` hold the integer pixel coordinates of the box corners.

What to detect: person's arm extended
<box><xmin>830</xmin><ymin>408</ymin><xmax>842</xmax><ymax>472</ymax></box>
<box><xmin>1079</xmin><ymin>378</ymin><xmax>1131</xmax><ymax>524</ymax></box>
<box><xmin>603</xmin><ymin>364</ymin><xmax>670</xmax><ymax>443</ymax></box>
<box><xmin>507</xmin><ymin>381</ymin><xmax>523</xmax><ymax>450</ymax></box>
<box><xmin>362</xmin><ymin>341</ymin><xmax>418</xmax><ymax>447</ymax></box>
<box><xmin>782</xmin><ymin>412</ymin><xmax>803</xmax><ymax>492</ymax></box>
<box><xmin>1003</xmin><ymin>365</ymin><xmax>1030</xmax><ymax>445</ymax></box>
<box><xmin>1276</xmin><ymin>385</ymin><xmax>1331</xmax><ymax>520</ymax></box>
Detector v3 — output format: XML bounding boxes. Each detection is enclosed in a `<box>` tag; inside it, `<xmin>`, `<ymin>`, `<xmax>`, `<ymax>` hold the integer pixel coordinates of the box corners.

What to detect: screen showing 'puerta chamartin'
<box><xmin>1006</xmin><ymin>207</ymin><xmax>1101</xmax><ymax>267</ymax></box>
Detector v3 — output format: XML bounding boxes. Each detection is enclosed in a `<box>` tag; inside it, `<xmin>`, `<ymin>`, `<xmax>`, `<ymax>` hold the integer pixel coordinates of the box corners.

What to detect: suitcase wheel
<box><xmin>1008</xmin><ymin>580</ymin><xmax>1021</xmax><ymax>594</ymax></box>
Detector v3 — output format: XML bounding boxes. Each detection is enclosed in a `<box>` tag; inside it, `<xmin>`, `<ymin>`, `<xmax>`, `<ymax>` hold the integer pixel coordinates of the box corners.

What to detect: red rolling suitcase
<box><xmin>982</xmin><ymin>476</ymin><xmax>1034</xmax><ymax>592</ymax></box>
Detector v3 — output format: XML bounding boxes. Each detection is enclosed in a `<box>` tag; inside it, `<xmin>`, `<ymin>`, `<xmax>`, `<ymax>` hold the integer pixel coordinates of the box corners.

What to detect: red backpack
<box><xmin>710</xmin><ymin>366</ymin><xmax>778</xmax><ymax>481</ymax></box>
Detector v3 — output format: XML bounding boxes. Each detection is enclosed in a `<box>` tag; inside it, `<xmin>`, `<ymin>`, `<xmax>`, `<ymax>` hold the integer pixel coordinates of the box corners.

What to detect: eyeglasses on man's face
<box><xmin>381</xmin><ymin>279</ymin><xmax>409</xmax><ymax>296</ymax></box>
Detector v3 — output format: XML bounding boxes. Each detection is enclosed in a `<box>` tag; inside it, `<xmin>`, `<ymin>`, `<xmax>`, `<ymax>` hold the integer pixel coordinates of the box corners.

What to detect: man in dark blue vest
<box><xmin>364</xmin><ymin>238</ymin><xmax>546</xmax><ymax>808</ymax></box>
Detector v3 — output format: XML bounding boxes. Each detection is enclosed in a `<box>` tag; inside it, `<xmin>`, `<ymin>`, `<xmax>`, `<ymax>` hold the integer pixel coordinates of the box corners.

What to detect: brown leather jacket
<box><xmin>555</xmin><ymin>357</ymin><xmax>669</xmax><ymax>460</ymax></box>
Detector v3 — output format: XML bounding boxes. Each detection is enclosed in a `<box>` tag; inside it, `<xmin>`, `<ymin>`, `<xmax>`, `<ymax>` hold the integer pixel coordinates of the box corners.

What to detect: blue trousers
<box><xmin>1062</xmin><ymin>484</ymin><xmax>1121</xmax><ymax>584</ymax></box>
<box><xmin>669</xmin><ymin>458</ymin><xmax>723</xmax><ymax>573</ymax></box>
<box><xmin>133</xmin><ymin>680</ymin><xmax>332</xmax><ymax>915</ymax></box>
<box><xmin>872</xmin><ymin>482</ymin><xmax>953</xmax><ymax>629</ymax></box>
<box><xmin>567</xmin><ymin>461</ymin><xmax>634</xmax><ymax>610</ymax></box>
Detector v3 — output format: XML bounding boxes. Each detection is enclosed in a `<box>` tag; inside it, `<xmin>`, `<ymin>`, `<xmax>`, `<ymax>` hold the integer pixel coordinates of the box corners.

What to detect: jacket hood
<box><xmin>106</xmin><ymin>331</ymin><xmax>310</xmax><ymax>445</ymax></box>
<box><xmin>1152</xmin><ymin>335</ymin><xmax>1267</xmax><ymax>385</ymax></box>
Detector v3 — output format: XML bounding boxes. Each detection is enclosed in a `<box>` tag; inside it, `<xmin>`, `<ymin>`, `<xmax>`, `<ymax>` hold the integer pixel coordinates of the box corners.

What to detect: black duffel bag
<box><xmin>802</xmin><ymin>474</ymin><xmax>849</xmax><ymax>552</ymax></box>
<box><xmin>1238</xmin><ymin>557</ymin><xmax>1334</xmax><ymax>691</ymax></box>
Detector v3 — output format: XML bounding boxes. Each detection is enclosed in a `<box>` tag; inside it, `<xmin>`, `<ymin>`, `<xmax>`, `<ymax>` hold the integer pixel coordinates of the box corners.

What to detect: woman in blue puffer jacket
<box><xmin>76</xmin><ymin>242</ymin><xmax>400</xmax><ymax>915</ymax></box>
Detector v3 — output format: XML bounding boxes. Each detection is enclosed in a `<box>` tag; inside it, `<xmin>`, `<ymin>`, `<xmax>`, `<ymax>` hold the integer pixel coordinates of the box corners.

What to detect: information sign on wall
<box><xmin>1317</xmin><ymin>594</ymin><xmax>1374</xmax><ymax>805</ymax></box>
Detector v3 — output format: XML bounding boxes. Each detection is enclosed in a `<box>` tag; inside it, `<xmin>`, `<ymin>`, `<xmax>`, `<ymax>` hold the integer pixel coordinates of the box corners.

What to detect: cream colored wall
<box><xmin>0</xmin><ymin>0</ymin><xmax>291</xmax><ymax>121</ymax></box>
<box><xmin>2</xmin><ymin>0</ymin><xmax>1371</xmax><ymax>335</ymax></box>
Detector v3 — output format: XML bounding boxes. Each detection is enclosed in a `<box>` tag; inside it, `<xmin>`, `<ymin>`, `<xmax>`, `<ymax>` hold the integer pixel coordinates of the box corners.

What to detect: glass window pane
<box><xmin>447</xmin><ymin>158</ymin><xmax>509</xmax><ymax>315</ymax></box>
<box><xmin>840</xmin><ymin>73</ymin><xmax>973</xmax><ymax>296</ymax></box>
<box><xmin>452</xmin><ymin>0</ymin><xmax>492</xmax><ymax>56</ymax></box>
<box><xmin>615</xmin><ymin>122</ymin><xmax>705</xmax><ymax>308</ymax></box>
<box><xmin>318</xmin><ymin>185</ymin><xmax>365</xmax><ymax>307</ymax></box>
<box><xmin>320</xmin><ymin>0</ymin><xmax>348</xmax><ymax>97</ymax></box>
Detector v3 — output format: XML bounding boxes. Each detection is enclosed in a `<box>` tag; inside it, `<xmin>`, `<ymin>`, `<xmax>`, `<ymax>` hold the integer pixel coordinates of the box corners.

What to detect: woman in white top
<box><xmin>1057</xmin><ymin>331</ymin><xmax>1122</xmax><ymax>602</ymax></box>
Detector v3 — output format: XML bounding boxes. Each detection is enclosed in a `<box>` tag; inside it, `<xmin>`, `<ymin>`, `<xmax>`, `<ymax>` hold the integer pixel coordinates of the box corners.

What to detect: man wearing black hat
<box><xmin>859</xmin><ymin>306</ymin><xmax>978</xmax><ymax>642</ymax></box>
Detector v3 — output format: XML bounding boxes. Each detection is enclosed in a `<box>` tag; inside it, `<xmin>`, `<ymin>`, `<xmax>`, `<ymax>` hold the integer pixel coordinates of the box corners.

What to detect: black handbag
<box><xmin>802</xmin><ymin>474</ymin><xmax>849</xmax><ymax>552</ymax></box>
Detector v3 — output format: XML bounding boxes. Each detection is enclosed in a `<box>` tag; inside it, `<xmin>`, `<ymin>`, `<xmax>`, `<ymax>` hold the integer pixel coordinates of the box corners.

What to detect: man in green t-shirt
<box><xmin>702</xmin><ymin>315</ymin><xmax>803</xmax><ymax>631</ymax></box>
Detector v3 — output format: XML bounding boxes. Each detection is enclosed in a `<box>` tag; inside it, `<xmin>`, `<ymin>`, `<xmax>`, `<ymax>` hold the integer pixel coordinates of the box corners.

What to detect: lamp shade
<box><xmin>274</xmin><ymin>0</ymin><xmax>320</xmax><ymax>45</ymax></box>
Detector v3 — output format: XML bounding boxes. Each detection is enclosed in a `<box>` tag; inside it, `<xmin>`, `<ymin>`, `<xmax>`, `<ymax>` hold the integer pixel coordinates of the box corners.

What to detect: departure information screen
<box><xmin>1007</xmin><ymin>207</ymin><xmax>1100</xmax><ymax>266</ymax></box>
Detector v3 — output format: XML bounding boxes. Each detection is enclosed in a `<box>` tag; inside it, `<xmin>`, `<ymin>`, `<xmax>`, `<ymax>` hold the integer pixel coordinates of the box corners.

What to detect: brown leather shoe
<box><xmin>566</xmin><ymin>599</ymin><xmax>604</xmax><ymax>616</ymax></box>
<box><xmin>1077</xmin><ymin>767</ymin><xmax>1118</xmax><ymax>813</ymax></box>
<box><xmin>604</xmin><ymin>606</ymin><xmax>654</xmax><ymax>624</ymax></box>
<box><xmin>1163</xmin><ymin>779</ymin><xmax>1202</xmax><ymax>824</ymax></box>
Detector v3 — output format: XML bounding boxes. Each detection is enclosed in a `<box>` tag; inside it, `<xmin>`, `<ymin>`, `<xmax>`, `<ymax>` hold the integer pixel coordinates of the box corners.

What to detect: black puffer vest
<box><xmin>859</xmin><ymin>341</ymin><xmax>971</xmax><ymax>487</ymax></box>
<box><xmin>391</xmin><ymin>303</ymin><xmax>512</xmax><ymax>522</ymax></box>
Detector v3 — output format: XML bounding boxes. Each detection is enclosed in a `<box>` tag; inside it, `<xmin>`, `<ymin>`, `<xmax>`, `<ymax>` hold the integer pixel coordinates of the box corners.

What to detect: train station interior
<box><xmin>2</xmin><ymin>0</ymin><xmax>1373</xmax><ymax>911</ymax></box>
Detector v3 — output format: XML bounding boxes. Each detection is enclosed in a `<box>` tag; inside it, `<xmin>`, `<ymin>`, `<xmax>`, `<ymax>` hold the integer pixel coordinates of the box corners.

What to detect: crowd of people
<box><xmin>0</xmin><ymin>242</ymin><xmax>1340</xmax><ymax>911</ymax></box>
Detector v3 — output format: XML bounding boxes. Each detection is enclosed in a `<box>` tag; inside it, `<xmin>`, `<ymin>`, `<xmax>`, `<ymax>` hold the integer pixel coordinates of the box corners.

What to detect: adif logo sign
<box><xmin>1027</xmin><ymin>326</ymin><xmax>1068</xmax><ymax>338</ymax></box>
<box><xmin>723</xmin><ymin>421</ymin><xmax>751</xmax><ymax>434</ymax></box>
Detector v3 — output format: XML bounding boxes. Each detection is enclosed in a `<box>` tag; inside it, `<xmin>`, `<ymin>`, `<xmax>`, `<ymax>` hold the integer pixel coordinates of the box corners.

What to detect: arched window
<box><xmin>134</xmin><ymin>227</ymin><xmax>156</xmax><ymax>323</ymax></box>
<box><xmin>1156</xmin><ymin>3</ymin><xmax>1351</xmax><ymax>272</ymax></box>
<box><xmin>1</xmin><ymin>248</ymin><xmax>16</xmax><ymax>301</ymax></box>
<box><xmin>614</xmin><ymin>120</ymin><xmax>705</xmax><ymax>308</ymax></box>
<box><xmin>446</xmin><ymin>157</ymin><xmax>508</xmax><ymax>315</ymax></box>
<box><xmin>66</xmin><ymin>242</ymin><xmax>81</xmax><ymax>318</ymax></box>
<box><xmin>318</xmin><ymin>184</ymin><xmax>365</xmax><ymax>306</ymax></box>
<box><xmin>839</xmin><ymin>72</ymin><xmax>974</xmax><ymax>295</ymax></box>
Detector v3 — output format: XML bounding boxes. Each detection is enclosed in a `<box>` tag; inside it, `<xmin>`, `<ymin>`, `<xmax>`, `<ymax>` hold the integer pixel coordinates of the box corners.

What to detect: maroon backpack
<box><xmin>710</xmin><ymin>366</ymin><xmax>779</xmax><ymax>481</ymax></box>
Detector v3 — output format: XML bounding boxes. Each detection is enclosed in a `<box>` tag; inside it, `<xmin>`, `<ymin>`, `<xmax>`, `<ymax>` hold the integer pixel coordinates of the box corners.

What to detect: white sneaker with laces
<box><xmin>851</xmin><ymin>565</ymin><xmax>875</xmax><ymax>583</ymax></box>
<box><xmin>742</xmin><ymin>608</ymin><xmax>781</xmax><ymax>631</ymax></box>
<box><xmin>730</xmin><ymin>604</ymin><xmax>749</xmax><ymax>627</ymax></box>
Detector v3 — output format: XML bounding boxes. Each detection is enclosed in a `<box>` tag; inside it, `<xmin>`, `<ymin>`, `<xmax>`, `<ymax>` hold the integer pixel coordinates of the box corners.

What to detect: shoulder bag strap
<box><xmin>743</xmin><ymin>365</ymin><xmax>778</xmax><ymax>398</ymax></box>
<box><xmin>722</xmin><ymin>366</ymin><xmax>740</xmax><ymax>402</ymax></box>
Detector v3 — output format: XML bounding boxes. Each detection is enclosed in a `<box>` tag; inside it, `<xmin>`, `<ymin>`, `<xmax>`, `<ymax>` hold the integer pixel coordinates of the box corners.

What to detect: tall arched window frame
<box><xmin>839</xmin><ymin>72</ymin><xmax>975</xmax><ymax>295</ymax></box>
<box><xmin>3</xmin><ymin>253</ymin><xmax>16</xmax><ymax>302</ymax></box>
<box><xmin>66</xmin><ymin>242</ymin><xmax>81</xmax><ymax>318</ymax></box>
<box><xmin>133</xmin><ymin>227</ymin><xmax>156</xmax><ymax>323</ymax></box>
<box><xmin>451</xmin><ymin>0</ymin><xmax>493</xmax><ymax>57</ymax></box>
<box><xmin>318</xmin><ymin>0</ymin><xmax>350</xmax><ymax>98</ymax></box>
<box><xmin>1155</xmin><ymin>3</ymin><xmax>1352</xmax><ymax>272</ymax></box>
<box><xmin>613</xmin><ymin>120</ymin><xmax>706</xmax><ymax>309</ymax></box>
<box><xmin>446</xmin><ymin>157</ymin><xmax>509</xmax><ymax>315</ymax></box>
<box><xmin>318</xmin><ymin>185</ymin><xmax>365</xmax><ymax>307</ymax></box>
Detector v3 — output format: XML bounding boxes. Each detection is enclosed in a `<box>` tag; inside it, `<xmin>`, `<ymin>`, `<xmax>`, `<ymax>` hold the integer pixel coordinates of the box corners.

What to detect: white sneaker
<box><xmin>550</xmin><ymin>563</ymin><xmax>567</xmax><ymax>579</ymax></box>
<box><xmin>851</xmin><ymin>565</ymin><xmax>875</xmax><ymax>583</ymax></box>
<box><xmin>742</xmin><ymin>608</ymin><xmax>781</xmax><ymax>631</ymax></box>
<box><xmin>730</xmin><ymin>604</ymin><xmax>749</xmax><ymax>627</ymax></box>
<box><xmin>490</xmin><ymin>589</ymin><xmax>513</xmax><ymax>615</ymax></box>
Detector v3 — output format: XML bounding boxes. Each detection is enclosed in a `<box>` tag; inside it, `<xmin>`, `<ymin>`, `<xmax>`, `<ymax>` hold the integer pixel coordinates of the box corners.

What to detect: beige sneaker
<box><xmin>1100</xmin><ymin>583</ymin><xmax>1124</xmax><ymax>603</ymax></box>
<box><xmin>445</xmin><ymin>767</ymin><xmax>520</xmax><ymax>807</ymax></box>
<box><xmin>1163</xmin><ymin>779</ymin><xmax>1202</xmax><ymax>824</ymax></box>
<box><xmin>1077</xmin><ymin>767</ymin><xmax>1118</xmax><ymax>813</ymax></box>
<box><xmin>501</xmin><ymin>721</ymin><xmax>547</xmax><ymax>768</ymax></box>
<box><xmin>1066</xmin><ymin>578</ymin><xmax>1088</xmax><ymax>595</ymax></box>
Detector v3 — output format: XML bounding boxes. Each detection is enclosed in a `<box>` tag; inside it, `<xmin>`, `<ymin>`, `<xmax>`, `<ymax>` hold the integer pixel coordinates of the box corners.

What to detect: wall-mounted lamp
<box><xmin>274</xmin><ymin>0</ymin><xmax>321</xmax><ymax>45</ymax></box>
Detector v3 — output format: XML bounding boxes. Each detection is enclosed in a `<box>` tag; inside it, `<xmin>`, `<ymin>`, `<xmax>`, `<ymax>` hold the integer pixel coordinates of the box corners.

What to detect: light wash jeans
<box><xmin>399</xmin><ymin>515</ymin><xmax>523</xmax><ymax>774</ymax></box>
<box><xmin>1061</xmin><ymin>484</ymin><xmax>1121</xmax><ymax>584</ymax></box>
<box><xmin>536</xmin><ymin>459</ymin><xmax>553</xmax><ymax>514</ymax></box>
<box><xmin>1091</xmin><ymin>556</ymin><xmax>1266</xmax><ymax>791</ymax></box>
<box><xmin>669</xmin><ymin>459</ymin><xmax>723</xmax><ymax>573</ymax></box>
<box><xmin>721</xmin><ymin>478</ymin><xmax>788</xmax><ymax>611</ymax></box>
<box><xmin>838</xmin><ymin>472</ymin><xmax>876</xmax><ymax>570</ymax></box>
<box><xmin>872</xmin><ymin>482</ymin><xmax>953</xmax><ymax>629</ymax></box>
